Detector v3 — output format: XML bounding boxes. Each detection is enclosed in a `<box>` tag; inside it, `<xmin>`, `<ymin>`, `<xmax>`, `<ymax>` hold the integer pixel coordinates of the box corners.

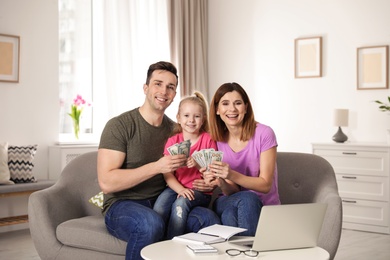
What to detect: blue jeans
<box><xmin>105</xmin><ymin>198</ymin><xmax>220</xmax><ymax>260</ymax></box>
<box><xmin>153</xmin><ymin>187</ymin><xmax>212</xmax><ymax>239</ymax></box>
<box><xmin>105</xmin><ymin>199</ymin><xmax>164</xmax><ymax>260</ymax></box>
<box><xmin>214</xmin><ymin>191</ymin><xmax>263</xmax><ymax>236</ymax></box>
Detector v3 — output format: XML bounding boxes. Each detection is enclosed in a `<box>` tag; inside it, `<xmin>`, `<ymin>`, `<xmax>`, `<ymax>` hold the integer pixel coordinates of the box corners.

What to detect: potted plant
<box><xmin>374</xmin><ymin>96</ymin><xmax>390</xmax><ymax>112</ymax></box>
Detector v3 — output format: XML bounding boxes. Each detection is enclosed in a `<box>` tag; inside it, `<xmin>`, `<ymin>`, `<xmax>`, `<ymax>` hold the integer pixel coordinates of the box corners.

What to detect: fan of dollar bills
<box><xmin>167</xmin><ymin>140</ymin><xmax>223</xmax><ymax>169</ymax></box>
<box><xmin>192</xmin><ymin>149</ymin><xmax>223</xmax><ymax>169</ymax></box>
<box><xmin>167</xmin><ymin>140</ymin><xmax>191</xmax><ymax>157</ymax></box>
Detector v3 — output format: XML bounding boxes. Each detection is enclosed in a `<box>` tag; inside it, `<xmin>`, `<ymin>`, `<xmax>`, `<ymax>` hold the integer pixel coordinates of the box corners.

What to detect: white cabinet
<box><xmin>49</xmin><ymin>144</ymin><xmax>98</xmax><ymax>180</ymax></box>
<box><xmin>312</xmin><ymin>143</ymin><xmax>390</xmax><ymax>234</ymax></box>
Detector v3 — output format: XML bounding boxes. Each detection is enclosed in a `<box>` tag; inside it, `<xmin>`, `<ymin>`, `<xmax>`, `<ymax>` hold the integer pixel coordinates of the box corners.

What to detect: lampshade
<box><xmin>333</xmin><ymin>109</ymin><xmax>349</xmax><ymax>127</ymax></box>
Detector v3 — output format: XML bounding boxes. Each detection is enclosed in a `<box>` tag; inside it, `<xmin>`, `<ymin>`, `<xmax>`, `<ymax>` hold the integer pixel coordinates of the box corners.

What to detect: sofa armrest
<box><xmin>28</xmin><ymin>183</ymin><xmax>87</xmax><ymax>259</ymax></box>
<box><xmin>313</xmin><ymin>187</ymin><xmax>343</xmax><ymax>260</ymax></box>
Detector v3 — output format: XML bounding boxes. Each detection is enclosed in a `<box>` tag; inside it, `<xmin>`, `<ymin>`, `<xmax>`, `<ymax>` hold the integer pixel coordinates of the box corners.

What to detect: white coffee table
<box><xmin>141</xmin><ymin>239</ymin><xmax>330</xmax><ymax>260</ymax></box>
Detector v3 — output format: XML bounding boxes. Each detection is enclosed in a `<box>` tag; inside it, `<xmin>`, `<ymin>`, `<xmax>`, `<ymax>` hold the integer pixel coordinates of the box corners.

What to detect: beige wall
<box><xmin>209</xmin><ymin>0</ymin><xmax>390</xmax><ymax>152</ymax></box>
<box><xmin>1</xmin><ymin>0</ymin><xmax>390</xmax><ymax>231</ymax></box>
<box><xmin>0</xmin><ymin>0</ymin><xmax>58</xmax><ymax>181</ymax></box>
<box><xmin>0</xmin><ymin>0</ymin><xmax>58</xmax><ymax>233</ymax></box>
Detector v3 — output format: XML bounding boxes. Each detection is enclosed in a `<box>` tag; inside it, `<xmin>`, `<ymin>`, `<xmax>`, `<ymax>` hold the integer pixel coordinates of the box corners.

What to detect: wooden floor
<box><xmin>0</xmin><ymin>228</ymin><xmax>389</xmax><ymax>259</ymax></box>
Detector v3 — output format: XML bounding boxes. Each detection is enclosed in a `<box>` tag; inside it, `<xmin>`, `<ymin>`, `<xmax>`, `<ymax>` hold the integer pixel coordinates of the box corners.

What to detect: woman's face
<box><xmin>216</xmin><ymin>90</ymin><xmax>247</xmax><ymax>128</ymax></box>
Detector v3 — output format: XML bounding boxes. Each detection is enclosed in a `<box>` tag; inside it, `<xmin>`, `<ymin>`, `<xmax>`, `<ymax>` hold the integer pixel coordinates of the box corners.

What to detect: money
<box><xmin>192</xmin><ymin>149</ymin><xmax>223</xmax><ymax>169</ymax></box>
<box><xmin>167</xmin><ymin>140</ymin><xmax>191</xmax><ymax>157</ymax></box>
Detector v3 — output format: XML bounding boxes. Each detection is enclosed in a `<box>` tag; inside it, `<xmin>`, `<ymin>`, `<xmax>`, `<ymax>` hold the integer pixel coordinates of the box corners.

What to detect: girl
<box><xmin>153</xmin><ymin>91</ymin><xmax>217</xmax><ymax>239</ymax></box>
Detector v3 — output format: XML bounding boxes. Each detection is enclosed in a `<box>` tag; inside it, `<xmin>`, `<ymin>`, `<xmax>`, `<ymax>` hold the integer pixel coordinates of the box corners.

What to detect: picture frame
<box><xmin>357</xmin><ymin>45</ymin><xmax>388</xmax><ymax>90</ymax></box>
<box><xmin>294</xmin><ymin>37</ymin><xmax>322</xmax><ymax>78</ymax></box>
<box><xmin>0</xmin><ymin>34</ymin><xmax>20</xmax><ymax>83</ymax></box>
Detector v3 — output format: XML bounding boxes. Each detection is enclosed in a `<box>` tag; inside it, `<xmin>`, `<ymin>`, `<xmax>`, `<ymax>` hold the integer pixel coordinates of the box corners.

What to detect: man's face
<box><xmin>144</xmin><ymin>70</ymin><xmax>178</xmax><ymax>112</ymax></box>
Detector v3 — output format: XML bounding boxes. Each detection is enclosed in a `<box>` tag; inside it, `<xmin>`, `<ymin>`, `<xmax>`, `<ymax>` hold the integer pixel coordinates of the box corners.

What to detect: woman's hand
<box><xmin>192</xmin><ymin>178</ymin><xmax>216</xmax><ymax>192</ymax></box>
<box><xmin>208</xmin><ymin>161</ymin><xmax>231</xmax><ymax>180</ymax></box>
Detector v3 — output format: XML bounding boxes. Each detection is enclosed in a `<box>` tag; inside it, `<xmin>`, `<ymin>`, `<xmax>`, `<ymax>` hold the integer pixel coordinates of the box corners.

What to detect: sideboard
<box><xmin>312</xmin><ymin>142</ymin><xmax>389</xmax><ymax>234</ymax></box>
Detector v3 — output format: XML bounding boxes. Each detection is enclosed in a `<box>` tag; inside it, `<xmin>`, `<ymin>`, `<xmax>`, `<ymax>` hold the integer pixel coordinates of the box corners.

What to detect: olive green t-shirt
<box><xmin>99</xmin><ymin>108</ymin><xmax>174</xmax><ymax>214</ymax></box>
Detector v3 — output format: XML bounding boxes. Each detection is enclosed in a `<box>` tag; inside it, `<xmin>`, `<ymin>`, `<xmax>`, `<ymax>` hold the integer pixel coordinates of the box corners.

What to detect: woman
<box><xmin>204</xmin><ymin>82</ymin><xmax>280</xmax><ymax>236</ymax></box>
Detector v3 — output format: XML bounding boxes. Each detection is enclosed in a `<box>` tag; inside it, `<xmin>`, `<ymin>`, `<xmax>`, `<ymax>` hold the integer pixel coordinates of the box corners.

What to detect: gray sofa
<box><xmin>28</xmin><ymin>151</ymin><xmax>342</xmax><ymax>260</ymax></box>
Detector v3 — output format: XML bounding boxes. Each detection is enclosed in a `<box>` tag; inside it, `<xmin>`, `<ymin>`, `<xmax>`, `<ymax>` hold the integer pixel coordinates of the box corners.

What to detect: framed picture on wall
<box><xmin>357</xmin><ymin>45</ymin><xmax>389</xmax><ymax>90</ymax></box>
<box><xmin>294</xmin><ymin>36</ymin><xmax>322</xmax><ymax>78</ymax></box>
<box><xmin>0</xmin><ymin>34</ymin><xmax>20</xmax><ymax>83</ymax></box>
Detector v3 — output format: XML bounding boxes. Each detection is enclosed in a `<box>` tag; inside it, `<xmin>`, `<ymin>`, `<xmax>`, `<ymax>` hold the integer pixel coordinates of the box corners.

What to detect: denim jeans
<box><xmin>153</xmin><ymin>187</ymin><xmax>212</xmax><ymax>239</ymax></box>
<box><xmin>105</xmin><ymin>199</ymin><xmax>164</xmax><ymax>260</ymax></box>
<box><xmin>214</xmin><ymin>191</ymin><xmax>263</xmax><ymax>236</ymax></box>
<box><xmin>105</xmin><ymin>198</ymin><xmax>220</xmax><ymax>260</ymax></box>
<box><xmin>185</xmin><ymin>206</ymin><xmax>221</xmax><ymax>233</ymax></box>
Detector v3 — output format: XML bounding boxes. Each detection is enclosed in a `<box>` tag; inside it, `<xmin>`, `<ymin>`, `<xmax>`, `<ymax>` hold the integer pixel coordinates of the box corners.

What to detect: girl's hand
<box><xmin>177</xmin><ymin>188</ymin><xmax>195</xmax><ymax>200</ymax></box>
<box><xmin>186</xmin><ymin>157</ymin><xmax>197</xmax><ymax>168</ymax></box>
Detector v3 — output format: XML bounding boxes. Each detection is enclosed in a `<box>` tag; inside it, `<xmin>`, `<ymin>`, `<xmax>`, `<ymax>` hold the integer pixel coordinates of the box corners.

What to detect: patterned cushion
<box><xmin>89</xmin><ymin>191</ymin><xmax>103</xmax><ymax>209</ymax></box>
<box><xmin>8</xmin><ymin>145</ymin><xmax>38</xmax><ymax>183</ymax></box>
<box><xmin>0</xmin><ymin>142</ymin><xmax>14</xmax><ymax>185</ymax></box>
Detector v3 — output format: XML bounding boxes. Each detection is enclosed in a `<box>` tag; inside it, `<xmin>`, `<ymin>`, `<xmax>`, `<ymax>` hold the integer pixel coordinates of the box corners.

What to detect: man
<box><xmin>98</xmin><ymin>61</ymin><xmax>219</xmax><ymax>260</ymax></box>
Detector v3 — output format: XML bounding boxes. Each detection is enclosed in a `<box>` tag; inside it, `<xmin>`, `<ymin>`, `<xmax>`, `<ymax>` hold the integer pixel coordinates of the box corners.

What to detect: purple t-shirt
<box><xmin>217</xmin><ymin>123</ymin><xmax>280</xmax><ymax>205</ymax></box>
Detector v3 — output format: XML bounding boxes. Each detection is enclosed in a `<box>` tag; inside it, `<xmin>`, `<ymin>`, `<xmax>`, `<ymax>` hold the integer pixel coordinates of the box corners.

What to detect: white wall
<box><xmin>0</xmin><ymin>0</ymin><xmax>58</xmax><ymax>181</ymax></box>
<box><xmin>2</xmin><ymin>0</ymin><xmax>388</xmax><ymax>180</ymax></box>
<box><xmin>0</xmin><ymin>0</ymin><xmax>57</xmax><ymax>233</ymax></box>
<box><xmin>208</xmin><ymin>0</ymin><xmax>390</xmax><ymax>153</ymax></box>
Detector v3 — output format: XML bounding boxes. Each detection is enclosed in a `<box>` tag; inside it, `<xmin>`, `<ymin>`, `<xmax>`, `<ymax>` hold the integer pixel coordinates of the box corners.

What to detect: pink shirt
<box><xmin>164</xmin><ymin>132</ymin><xmax>217</xmax><ymax>191</ymax></box>
<box><xmin>217</xmin><ymin>123</ymin><xmax>280</xmax><ymax>205</ymax></box>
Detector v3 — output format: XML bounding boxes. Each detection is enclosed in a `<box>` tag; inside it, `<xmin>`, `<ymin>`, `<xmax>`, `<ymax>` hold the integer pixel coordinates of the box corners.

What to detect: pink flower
<box><xmin>73</xmin><ymin>95</ymin><xmax>90</xmax><ymax>107</ymax></box>
<box><xmin>68</xmin><ymin>95</ymin><xmax>91</xmax><ymax>139</ymax></box>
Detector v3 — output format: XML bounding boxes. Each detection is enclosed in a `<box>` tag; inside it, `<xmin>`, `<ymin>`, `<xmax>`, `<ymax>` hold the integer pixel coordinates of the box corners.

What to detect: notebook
<box><xmin>228</xmin><ymin>203</ymin><xmax>328</xmax><ymax>252</ymax></box>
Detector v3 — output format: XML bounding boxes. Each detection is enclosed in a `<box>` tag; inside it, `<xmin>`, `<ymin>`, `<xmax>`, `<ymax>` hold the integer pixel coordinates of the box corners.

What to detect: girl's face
<box><xmin>217</xmin><ymin>90</ymin><xmax>247</xmax><ymax>128</ymax></box>
<box><xmin>177</xmin><ymin>101</ymin><xmax>205</xmax><ymax>135</ymax></box>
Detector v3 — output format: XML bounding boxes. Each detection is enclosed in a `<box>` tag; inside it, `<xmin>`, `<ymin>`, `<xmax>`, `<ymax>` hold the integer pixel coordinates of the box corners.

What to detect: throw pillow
<box><xmin>89</xmin><ymin>191</ymin><xmax>103</xmax><ymax>209</ymax></box>
<box><xmin>0</xmin><ymin>142</ymin><xmax>14</xmax><ymax>185</ymax></box>
<box><xmin>8</xmin><ymin>144</ymin><xmax>38</xmax><ymax>183</ymax></box>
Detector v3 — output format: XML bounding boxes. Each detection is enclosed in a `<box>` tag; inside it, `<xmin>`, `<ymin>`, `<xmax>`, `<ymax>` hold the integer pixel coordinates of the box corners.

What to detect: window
<box><xmin>58</xmin><ymin>0</ymin><xmax>179</xmax><ymax>143</ymax></box>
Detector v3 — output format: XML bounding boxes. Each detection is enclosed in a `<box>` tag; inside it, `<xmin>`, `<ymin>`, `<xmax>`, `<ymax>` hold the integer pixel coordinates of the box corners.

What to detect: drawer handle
<box><xmin>342</xmin><ymin>200</ymin><xmax>357</xmax><ymax>203</ymax></box>
<box><xmin>342</xmin><ymin>152</ymin><xmax>357</xmax><ymax>155</ymax></box>
<box><xmin>342</xmin><ymin>176</ymin><xmax>357</xmax><ymax>179</ymax></box>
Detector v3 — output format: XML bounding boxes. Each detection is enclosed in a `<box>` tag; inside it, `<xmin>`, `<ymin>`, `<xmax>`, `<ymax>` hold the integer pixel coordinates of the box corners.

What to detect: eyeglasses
<box><xmin>225</xmin><ymin>249</ymin><xmax>259</xmax><ymax>257</ymax></box>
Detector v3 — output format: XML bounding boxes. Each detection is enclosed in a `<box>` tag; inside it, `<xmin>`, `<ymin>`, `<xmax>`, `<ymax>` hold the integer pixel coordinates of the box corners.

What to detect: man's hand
<box><xmin>157</xmin><ymin>154</ymin><xmax>187</xmax><ymax>174</ymax></box>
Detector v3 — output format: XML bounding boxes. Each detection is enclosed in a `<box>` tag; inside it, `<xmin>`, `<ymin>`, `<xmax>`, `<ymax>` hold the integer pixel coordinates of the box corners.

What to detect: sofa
<box><xmin>28</xmin><ymin>151</ymin><xmax>342</xmax><ymax>260</ymax></box>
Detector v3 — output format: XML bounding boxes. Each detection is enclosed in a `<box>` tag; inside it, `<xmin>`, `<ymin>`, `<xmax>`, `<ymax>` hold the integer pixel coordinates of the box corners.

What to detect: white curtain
<box><xmin>92</xmin><ymin>0</ymin><xmax>175</xmax><ymax>135</ymax></box>
<box><xmin>92</xmin><ymin>0</ymin><xmax>208</xmax><ymax>136</ymax></box>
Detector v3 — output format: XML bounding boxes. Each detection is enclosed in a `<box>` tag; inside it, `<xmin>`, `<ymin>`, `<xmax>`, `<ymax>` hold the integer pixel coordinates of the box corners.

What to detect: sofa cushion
<box><xmin>56</xmin><ymin>215</ymin><xmax>126</xmax><ymax>255</ymax></box>
<box><xmin>0</xmin><ymin>142</ymin><xmax>14</xmax><ymax>185</ymax></box>
<box><xmin>89</xmin><ymin>191</ymin><xmax>104</xmax><ymax>209</ymax></box>
<box><xmin>8</xmin><ymin>144</ymin><xmax>37</xmax><ymax>183</ymax></box>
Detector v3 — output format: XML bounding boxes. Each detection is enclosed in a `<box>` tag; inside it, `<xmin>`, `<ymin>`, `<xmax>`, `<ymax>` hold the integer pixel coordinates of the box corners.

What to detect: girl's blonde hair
<box><xmin>171</xmin><ymin>91</ymin><xmax>209</xmax><ymax>136</ymax></box>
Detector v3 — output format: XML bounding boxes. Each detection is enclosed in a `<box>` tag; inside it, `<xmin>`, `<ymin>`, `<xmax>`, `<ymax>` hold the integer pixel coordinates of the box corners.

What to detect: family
<box><xmin>97</xmin><ymin>61</ymin><xmax>280</xmax><ymax>260</ymax></box>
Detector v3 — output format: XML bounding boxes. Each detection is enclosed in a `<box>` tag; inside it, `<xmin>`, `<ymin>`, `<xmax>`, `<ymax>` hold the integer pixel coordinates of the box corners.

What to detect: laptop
<box><xmin>228</xmin><ymin>203</ymin><xmax>327</xmax><ymax>252</ymax></box>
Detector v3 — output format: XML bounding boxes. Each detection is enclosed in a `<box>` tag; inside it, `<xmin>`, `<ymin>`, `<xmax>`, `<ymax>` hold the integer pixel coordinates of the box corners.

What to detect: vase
<box><xmin>72</xmin><ymin>118</ymin><xmax>80</xmax><ymax>139</ymax></box>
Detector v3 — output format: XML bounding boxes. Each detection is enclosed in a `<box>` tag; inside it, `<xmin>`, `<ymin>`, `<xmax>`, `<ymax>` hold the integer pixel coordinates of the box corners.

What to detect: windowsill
<box><xmin>57</xmin><ymin>133</ymin><xmax>99</xmax><ymax>146</ymax></box>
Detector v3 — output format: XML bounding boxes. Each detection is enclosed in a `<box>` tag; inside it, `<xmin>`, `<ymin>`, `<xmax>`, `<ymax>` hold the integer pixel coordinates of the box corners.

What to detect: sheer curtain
<box><xmin>92</xmin><ymin>0</ymin><xmax>208</xmax><ymax>137</ymax></box>
<box><xmin>92</xmin><ymin>0</ymin><xmax>176</xmax><ymax>136</ymax></box>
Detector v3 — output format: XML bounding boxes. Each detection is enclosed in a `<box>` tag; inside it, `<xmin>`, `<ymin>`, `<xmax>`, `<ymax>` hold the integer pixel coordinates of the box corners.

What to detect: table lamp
<box><xmin>332</xmin><ymin>109</ymin><xmax>349</xmax><ymax>143</ymax></box>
